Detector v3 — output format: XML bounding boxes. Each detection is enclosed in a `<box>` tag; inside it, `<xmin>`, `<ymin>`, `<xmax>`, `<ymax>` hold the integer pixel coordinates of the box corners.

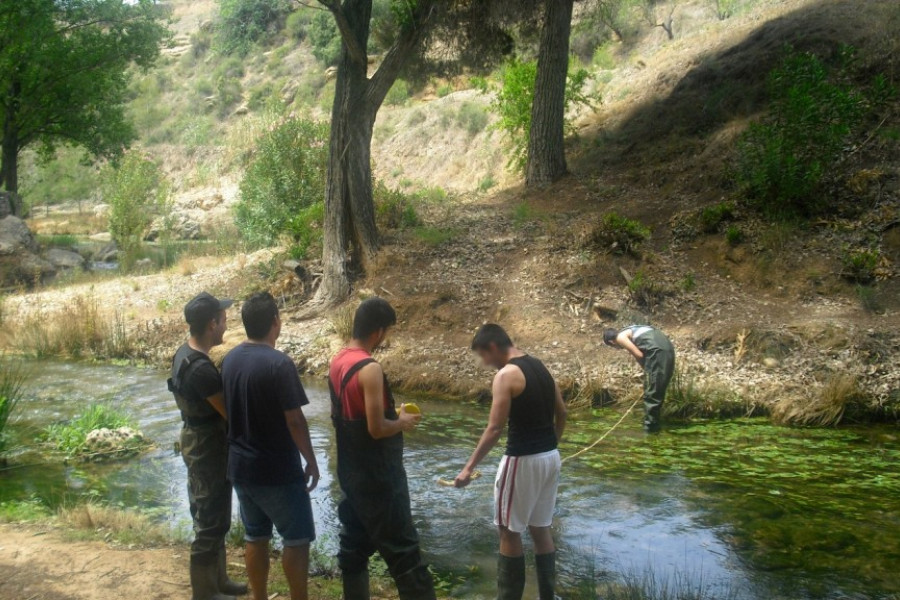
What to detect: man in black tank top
<box><xmin>454</xmin><ymin>324</ymin><xmax>568</xmax><ymax>600</ymax></box>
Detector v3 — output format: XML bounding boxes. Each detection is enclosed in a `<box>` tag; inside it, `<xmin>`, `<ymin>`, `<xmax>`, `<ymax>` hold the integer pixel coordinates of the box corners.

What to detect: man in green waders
<box><xmin>168</xmin><ymin>292</ymin><xmax>247</xmax><ymax>600</ymax></box>
<box><xmin>328</xmin><ymin>298</ymin><xmax>437</xmax><ymax>600</ymax></box>
<box><xmin>603</xmin><ymin>325</ymin><xmax>676</xmax><ymax>433</ymax></box>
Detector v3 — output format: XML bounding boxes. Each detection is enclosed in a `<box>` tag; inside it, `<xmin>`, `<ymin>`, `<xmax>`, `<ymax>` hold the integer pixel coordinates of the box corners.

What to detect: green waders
<box><xmin>330</xmin><ymin>359</ymin><xmax>437</xmax><ymax>600</ymax></box>
<box><xmin>182</xmin><ymin>420</ymin><xmax>245</xmax><ymax>599</ymax></box>
<box><xmin>635</xmin><ymin>329</ymin><xmax>676</xmax><ymax>432</ymax></box>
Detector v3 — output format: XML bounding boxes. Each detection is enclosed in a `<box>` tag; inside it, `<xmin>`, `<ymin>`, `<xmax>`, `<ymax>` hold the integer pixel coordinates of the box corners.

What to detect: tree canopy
<box><xmin>0</xmin><ymin>0</ymin><xmax>169</xmax><ymax>212</ymax></box>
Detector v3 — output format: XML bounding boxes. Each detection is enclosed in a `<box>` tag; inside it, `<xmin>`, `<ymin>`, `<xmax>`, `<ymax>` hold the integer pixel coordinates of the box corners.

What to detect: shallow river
<box><xmin>2</xmin><ymin>361</ymin><xmax>898</xmax><ymax>599</ymax></box>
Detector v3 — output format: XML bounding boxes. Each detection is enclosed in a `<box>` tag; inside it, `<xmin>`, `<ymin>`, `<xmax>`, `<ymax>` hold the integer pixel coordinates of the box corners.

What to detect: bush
<box><xmin>841</xmin><ymin>247</ymin><xmax>880</xmax><ymax>283</ymax></box>
<box><xmin>492</xmin><ymin>58</ymin><xmax>594</xmax><ymax>172</ymax></box>
<box><xmin>436</xmin><ymin>83</ymin><xmax>453</xmax><ymax>98</ymax></box>
<box><xmin>285</xmin><ymin>10</ymin><xmax>310</xmax><ymax>40</ymax></box>
<box><xmin>735</xmin><ymin>49</ymin><xmax>866</xmax><ymax>218</ymax></box>
<box><xmin>44</xmin><ymin>404</ymin><xmax>139</xmax><ymax>457</ymax></box>
<box><xmin>385</xmin><ymin>79</ymin><xmax>410</xmax><ymax>106</ymax></box>
<box><xmin>586</xmin><ymin>212</ymin><xmax>650</xmax><ymax>256</ymax></box>
<box><xmin>698</xmin><ymin>202</ymin><xmax>734</xmax><ymax>233</ymax></box>
<box><xmin>374</xmin><ymin>183</ymin><xmax>420</xmax><ymax>230</ymax></box>
<box><xmin>456</xmin><ymin>101</ymin><xmax>489</xmax><ymax>136</ymax></box>
<box><xmin>0</xmin><ymin>356</ymin><xmax>26</xmax><ymax>451</ymax></box>
<box><xmin>104</xmin><ymin>152</ymin><xmax>170</xmax><ymax>268</ymax></box>
<box><xmin>234</xmin><ymin>118</ymin><xmax>329</xmax><ymax>249</ymax></box>
<box><xmin>308</xmin><ymin>10</ymin><xmax>341</xmax><ymax>65</ymax></box>
<box><xmin>217</xmin><ymin>0</ymin><xmax>292</xmax><ymax>54</ymax></box>
<box><xmin>725</xmin><ymin>224</ymin><xmax>744</xmax><ymax>246</ymax></box>
<box><xmin>627</xmin><ymin>270</ymin><xmax>669</xmax><ymax>312</ymax></box>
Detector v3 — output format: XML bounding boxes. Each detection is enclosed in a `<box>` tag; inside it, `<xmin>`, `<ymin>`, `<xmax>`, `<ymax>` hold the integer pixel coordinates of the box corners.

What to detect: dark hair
<box><xmin>471</xmin><ymin>323</ymin><xmax>513</xmax><ymax>351</ymax></box>
<box><xmin>242</xmin><ymin>292</ymin><xmax>279</xmax><ymax>340</ymax></box>
<box><xmin>189</xmin><ymin>314</ymin><xmax>221</xmax><ymax>338</ymax></box>
<box><xmin>352</xmin><ymin>297</ymin><xmax>397</xmax><ymax>340</ymax></box>
<box><xmin>603</xmin><ymin>328</ymin><xmax>619</xmax><ymax>347</ymax></box>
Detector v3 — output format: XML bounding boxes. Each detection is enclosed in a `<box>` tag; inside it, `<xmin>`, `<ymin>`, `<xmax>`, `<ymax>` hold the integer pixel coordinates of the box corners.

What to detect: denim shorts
<box><xmin>234</xmin><ymin>479</ymin><xmax>316</xmax><ymax>547</ymax></box>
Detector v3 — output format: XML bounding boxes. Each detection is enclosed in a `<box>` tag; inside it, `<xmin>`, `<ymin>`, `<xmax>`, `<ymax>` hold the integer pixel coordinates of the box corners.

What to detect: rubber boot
<box><xmin>217</xmin><ymin>546</ymin><xmax>248</xmax><ymax>596</ymax></box>
<box><xmin>497</xmin><ymin>555</ymin><xmax>526</xmax><ymax>600</ymax></box>
<box><xmin>191</xmin><ymin>555</ymin><xmax>236</xmax><ymax>600</ymax></box>
<box><xmin>342</xmin><ymin>569</ymin><xmax>371</xmax><ymax>600</ymax></box>
<box><xmin>395</xmin><ymin>565</ymin><xmax>437</xmax><ymax>600</ymax></box>
<box><xmin>535</xmin><ymin>553</ymin><xmax>556</xmax><ymax>600</ymax></box>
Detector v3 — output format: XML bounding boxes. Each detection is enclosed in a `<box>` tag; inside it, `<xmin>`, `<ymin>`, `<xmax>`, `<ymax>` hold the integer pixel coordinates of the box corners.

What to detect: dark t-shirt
<box><xmin>506</xmin><ymin>355</ymin><xmax>558</xmax><ymax>457</ymax></box>
<box><xmin>170</xmin><ymin>343</ymin><xmax>222</xmax><ymax>420</ymax></box>
<box><xmin>222</xmin><ymin>342</ymin><xmax>309</xmax><ymax>485</ymax></box>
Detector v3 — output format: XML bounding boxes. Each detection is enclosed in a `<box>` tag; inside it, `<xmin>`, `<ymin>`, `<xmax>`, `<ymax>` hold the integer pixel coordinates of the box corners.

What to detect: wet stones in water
<box><xmin>83</xmin><ymin>427</ymin><xmax>147</xmax><ymax>460</ymax></box>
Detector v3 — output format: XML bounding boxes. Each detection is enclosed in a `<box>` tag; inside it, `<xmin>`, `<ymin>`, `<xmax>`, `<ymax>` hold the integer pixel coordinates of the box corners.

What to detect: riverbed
<box><xmin>1</xmin><ymin>361</ymin><xmax>898</xmax><ymax>599</ymax></box>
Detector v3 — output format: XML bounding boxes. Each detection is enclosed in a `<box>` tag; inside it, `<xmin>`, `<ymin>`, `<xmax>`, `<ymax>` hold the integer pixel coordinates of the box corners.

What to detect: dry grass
<box><xmin>665</xmin><ymin>368</ymin><xmax>759</xmax><ymax>419</ymax></box>
<box><xmin>772</xmin><ymin>374</ymin><xmax>864</xmax><ymax>426</ymax></box>
<box><xmin>59</xmin><ymin>503</ymin><xmax>174</xmax><ymax>546</ymax></box>
<box><xmin>328</xmin><ymin>302</ymin><xmax>356</xmax><ymax>342</ymax></box>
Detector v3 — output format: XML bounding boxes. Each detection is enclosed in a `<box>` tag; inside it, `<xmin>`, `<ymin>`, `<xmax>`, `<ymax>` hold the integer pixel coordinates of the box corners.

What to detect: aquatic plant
<box><xmin>44</xmin><ymin>403</ymin><xmax>145</xmax><ymax>458</ymax></box>
<box><xmin>0</xmin><ymin>356</ymin><xmax>26</xmax><ymax>451</ymax></box>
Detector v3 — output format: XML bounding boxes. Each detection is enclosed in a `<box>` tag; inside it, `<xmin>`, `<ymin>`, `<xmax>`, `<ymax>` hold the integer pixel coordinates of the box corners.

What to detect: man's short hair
<box><xmin>471</xmin><ymin>323</ymin><xmax>513</xmax><ymax>351</ymax></box>
<box><xmin>603</xmin><ymin>328</ymin><xmax>620</xmax><ymax>347</ymax></box>
<box><xmin>352</xmin><ymin>297</ymin><xmax>397</xmax><ymax>340</ymax></box>
<box><xmin>185</xmin><ymin>292</ymin><xmax>232</xmax><ymax>337</ymax></box>
<box><xmin>242</xmin><ymin>292</ymin><xmax>278</xmax><ymax>340</ymax></box>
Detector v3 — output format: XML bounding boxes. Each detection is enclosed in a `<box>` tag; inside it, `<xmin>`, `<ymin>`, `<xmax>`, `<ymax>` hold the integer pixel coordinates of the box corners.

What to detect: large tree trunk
<box><xmin>525</xmin><ymin>0</ymin><xmax>575</xmax><ymax>187</ymax></box>
<box><xmin>1</xmin><ymin>79</ymin><xmax>21</xmax><ymax>215</ymax></box>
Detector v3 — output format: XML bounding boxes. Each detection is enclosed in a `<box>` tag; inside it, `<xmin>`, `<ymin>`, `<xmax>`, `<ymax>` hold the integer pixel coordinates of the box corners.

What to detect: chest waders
<box><xmin>634</xmin><ymin>330</ymin><xmax>676</xmax><ymax>433</ymax></box>
<box><xmin>169</xmin><ymin>352</ymin><xmax>245</xmax><ymax>599</ymax></box>
<box><xmin>329</xmin><ymin>359</ymin><xmax>436</xmax><ymax>600</ymax></box>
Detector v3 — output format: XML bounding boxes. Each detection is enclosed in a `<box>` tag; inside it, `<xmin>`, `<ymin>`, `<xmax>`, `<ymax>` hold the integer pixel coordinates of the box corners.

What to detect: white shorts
<box><xmin>494</xmin><ymin>449</ymin><xmax>561</xmax><ymax>534</ymax></box>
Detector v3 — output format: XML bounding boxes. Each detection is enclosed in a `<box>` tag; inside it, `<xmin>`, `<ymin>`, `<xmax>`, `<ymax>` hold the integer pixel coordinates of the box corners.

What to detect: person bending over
<box><xmin>328</xmin><ymin>297</ymin><xmax>436</xmax><ymax>600</ymax></box>
<box><xmin>603</xmin><ymin>325</ymin><xmax>675</xmax><ymax>433</ymax></box>
<box><xmin>455</xmin><ymin>324</ymin><xmax>568</xmax><ymax>600</ymax></box>
<box><xmin>222</xmin><ymin>292</ymin><xmax>320</xmax><ymax>600</ymax></box>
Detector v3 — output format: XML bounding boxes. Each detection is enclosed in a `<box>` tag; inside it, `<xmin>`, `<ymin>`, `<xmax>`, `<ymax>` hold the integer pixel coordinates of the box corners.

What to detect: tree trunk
<box><xmin>525</xmin><ymin>0</ymin><xmax>575</xmax><ymax>187</ymax></box>
<box><xmin>1</xmin><ymin>79</ymin><xmax>21</xmax><ymax>216</ymax></box>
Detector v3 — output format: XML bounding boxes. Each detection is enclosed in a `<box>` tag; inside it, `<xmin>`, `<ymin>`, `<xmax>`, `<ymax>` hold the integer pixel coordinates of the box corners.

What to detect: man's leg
<box><xmin>498</xmin><ymin>527</ymin><xmax>526</xmax><ymax>600</ymax></box>
<box><xmin>244</xmin><ymin>540</ymin><xmax>270</xmax><ymax>600</ymax></box>
<box><xmin>530</xmin><ymin>526</ymin><xmax>556</xmax><ymax>600</ymax></box>
<box><xmin>338</xmin><ymin>496</ymin><xmax>375</xmax><ymax>600</ymax></box>
<box><xmin>642</xmin><ymin>352</ymin><xmax>665</xmax><ymax>432</ymax></box>
<box><xmin>281</xmin><ymin>544</ymin><xmax>310</xmax><ymax>600</ymax></box>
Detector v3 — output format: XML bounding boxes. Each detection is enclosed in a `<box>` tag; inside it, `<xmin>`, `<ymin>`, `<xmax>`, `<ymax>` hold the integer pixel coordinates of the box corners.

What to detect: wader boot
<box><xmin>216</xmin><ymin>546</ymin><xmax>248</xmax><ymax>596</ymax></box>
<box><xmin>190</xmin><ymin>555</ymin><xmax>236</xmax><ymax>600</ymax></box>
<box><xmin>497</xmin><ymin>555</ymin><xmax>526</xmax><ymax>600</ymax></box>
<box><xmin>341</xmin><ymin>569</ymin><xmax>371</xmax><ymax>600</ymax></box>
<box><xmin>395</xmin><ymin>565</ymin><xmax>437</xmax><ymax>600</ymax></box>
<box><xmin>535</xmin><ymin>552</ymin><xmax>556</xmax><ymax>600</ymax></box>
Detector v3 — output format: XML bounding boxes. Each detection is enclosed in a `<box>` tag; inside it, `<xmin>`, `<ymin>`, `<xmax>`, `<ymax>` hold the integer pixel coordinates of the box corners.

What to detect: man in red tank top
<box><xmin>328</xmin><ymin>298</ymin><xmax>436</xmax><ymax>600</ymax></box>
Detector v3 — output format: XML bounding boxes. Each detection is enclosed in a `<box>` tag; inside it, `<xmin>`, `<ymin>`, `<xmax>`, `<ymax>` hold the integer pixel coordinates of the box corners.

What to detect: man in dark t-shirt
<box><xmin>168</xmin><ymin>292</ymin><xmax>247</xmax><ymax>600</ymax></box>
<box><xmin>455</xmin><ymin>324</ymin><xmax>568</xmax><ymax>600</ymax></box>
<box><xmin>221</xmin><ymin>292</ymin><xmax>319</xmax><ymax>600</ymax></box>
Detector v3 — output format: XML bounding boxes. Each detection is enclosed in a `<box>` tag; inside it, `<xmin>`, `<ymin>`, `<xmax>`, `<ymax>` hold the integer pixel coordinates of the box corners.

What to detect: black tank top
<box><xmin>506</xmin><ymin>355</ymin><xmax>558</xmax><ymax>456</ymax></box>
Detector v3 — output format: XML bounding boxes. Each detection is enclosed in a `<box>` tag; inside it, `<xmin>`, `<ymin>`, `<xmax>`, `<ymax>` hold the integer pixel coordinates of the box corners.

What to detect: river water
<box><xmin>1</xmin><ymin>361</ymin><xmax>898</xmax><ymax>599</ymax></box>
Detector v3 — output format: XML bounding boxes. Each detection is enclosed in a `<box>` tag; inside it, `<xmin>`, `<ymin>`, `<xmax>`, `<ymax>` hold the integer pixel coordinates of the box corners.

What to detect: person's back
<box><xmin>506</xmin><ymin>355</ymin><xmax>558</xmax><ymax>457</ymax></box>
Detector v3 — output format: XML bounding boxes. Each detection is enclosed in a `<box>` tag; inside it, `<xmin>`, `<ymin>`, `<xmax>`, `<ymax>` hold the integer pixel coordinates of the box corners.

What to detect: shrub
<box><xmin>627</xmin><ymin>270</ymin><xmax>669</xmax><ymax>312</ymax></box>
<box><xmin>104</xmin><ymin>152</ymin><xmax>170</xmax><ymax>269</ymax></box>
<box><xmin>308</xmin><ymin>10</ymin><xmax>341</xmax><ymax>65</ymax></box>
<box><xmin>374</xmin><ymin>183</ymin><xmax>420</xmax><ymax>230</ymax></box>
<box><xmin>217</xmin><ymin>0</ymin><xmax>292</xmax><ymax>55</ymax></box>
<box><xmin>592</xmin><ymin>43</ymin><xmax>617</xmax><ymax>70</ymax></box>
<box><xmin>698</xmin><ymin>202</ymin><xmax>734</xmax><ymax>233</ymax></box>
<box><xmin>665</xmin><ymin>368</ymin><xmax>751</xmax><ymax>419</ymax></box>
<box><xmin>234</xmin><ymin>118</ymin><xmax>329</xmax><ymax>248</ymax></box>
<box><xmin>436</xmin><ymin>83</ymin><xmax>453</xmax><ymax>98</ymax></box>
<box><xmin>855</xmin><ymin>285</ymin><xmax>880</xmax><ymax>313</ymax></box>
<box><xmin>456</xmin><ymin>101</ymin><xmax>489</xmax><ymax>136</ymax></box>
<box><xmin>841</xmin><ymin>247</ymin><xmax>880</xmax><ymax>283</ymax></box>
<box><xmin>0</xmin><ymin>356</ymin><xmax>26</xmax><ymax>451</ymax></box>
<box><xmin>413</xmin><ymin>226</ymin><xmax>456</xmax><ymax>246</ymax></box>
<box><xmin>492</xmin><ymin>58</ymin><xmax>594</xmax><ymax>172</ymax></box>
<box><xmin>725</xmin><ymin>224</ymin><xmax>744</xmax><ymax>246</ymax></box>
<box><xmin>478</xmin><ymin>175</ymin><xmax>496</xmax><ymax>192</ymax></box>
<box><xmin>285</xmin><ymin>10</ymin><xmax>310</xmax><ymax>40</ymax></box>
<box><xmin>586</xmin><ymin>212</ymin><xmax>650</xmax><ymax>256</ymax></box>
<box><xmin>735</xmin><ymin>49</ymin><xmax>867</xmax><ymax>218</ymax></box>
<box><xmin>44</xmin><ymin>404</ymin><xmax>140</xmax><ymax>457</ymax></box>
<box><xmin>385</xmin><ymin>79</ymin><xmax>410</xmax><ymax>106</ymax></box>
<box><xmin>680</xmin><ymin>272</ymin><xmax>696</xmax><ymax>292</ymax></box>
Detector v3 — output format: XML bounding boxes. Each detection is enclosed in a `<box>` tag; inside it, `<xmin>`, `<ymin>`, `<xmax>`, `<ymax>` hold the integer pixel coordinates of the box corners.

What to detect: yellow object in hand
<box><xmin>401</xmin><ymin>402</ymin><xmax>421</xmax><ymax>415</ymax></box>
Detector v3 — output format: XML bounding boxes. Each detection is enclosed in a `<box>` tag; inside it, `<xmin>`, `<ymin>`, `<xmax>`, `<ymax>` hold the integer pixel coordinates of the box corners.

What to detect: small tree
<box><xmin>594</xmin><ymin>0</ymin><xmax>638</xmax><ymax>42</ymax></box>
<box><xmin>104</xmin><ymin>152</ymin><xmax>169</xmax><ymax>268</ymax></box>
<box><xmin>641</xmin><ymin>0</ymin><xmax>676</xmax><ymax>40</ymax></box>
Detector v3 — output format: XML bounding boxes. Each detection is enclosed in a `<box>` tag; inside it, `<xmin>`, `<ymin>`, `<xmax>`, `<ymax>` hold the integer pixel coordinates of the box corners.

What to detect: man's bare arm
<box><xmin>285</xmin><ymin>407</ymin><xmax>320</xmax><ymax>492</ymax></box>
<box><xmin>553</xmin><ymin>382</ymin><xmax>567</xmax><ymax>442</ymax></box>
<box><xmin>360</xmin><ymin>362</ymin><xmax>419</xmax><ymax>440</ymax></box>
<box><xmin>616</xmin><ymin>330</ymin><xmax>645</xmax><ymax>364</ymax></box>
<box><xmin>454</xmin><ymin>371</ymin><xmax>513</xmax><ymax>488</ymax></box>
<box><xmin>205</xmin><ymin>392</ymin><xmax>227</xmax><ymax>419</ymax></box>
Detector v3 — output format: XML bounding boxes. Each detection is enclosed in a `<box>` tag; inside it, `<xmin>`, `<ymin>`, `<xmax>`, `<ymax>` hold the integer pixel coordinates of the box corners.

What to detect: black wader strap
<box><xmin>167</xmin><ymin>351</ymin><xmax>218</xmax><ymax>424</ymax></box>
<box><xmin>329</xmin><ymin>358</ymin><xmax>376</xmax><ymax>428</ymax></box>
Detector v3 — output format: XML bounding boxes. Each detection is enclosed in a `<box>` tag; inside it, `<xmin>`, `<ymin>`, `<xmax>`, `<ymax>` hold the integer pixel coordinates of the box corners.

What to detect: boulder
<box><xmin>146</xmin><ymin>211</ymin><xmax>203</xmax><ymax>241</ymax></box>
<box><xmin>45</xmin><ymin>248</ymin><xmax>85</xmax><ymax>270</ymax></box>
<box><xmin>0</xmin><ymin>216</ymin><xmax>55</xmax><ymax>285</ymax></box>
<box><xmin>95</xmin><ymin>241</ymin><xmax>119</xmax><ymax>263</ymax></box>
<box><xmin>82</xmin><ymin>426</ymin><xmax>146</xmax><ymax>459</ymax></box>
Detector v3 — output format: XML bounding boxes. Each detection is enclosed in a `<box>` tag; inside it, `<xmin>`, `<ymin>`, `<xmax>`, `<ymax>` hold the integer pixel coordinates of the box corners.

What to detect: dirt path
<box><xmin>0</xmin><ymin>524</ymin><xmax>189</xmax><ymax>600</ymax></box>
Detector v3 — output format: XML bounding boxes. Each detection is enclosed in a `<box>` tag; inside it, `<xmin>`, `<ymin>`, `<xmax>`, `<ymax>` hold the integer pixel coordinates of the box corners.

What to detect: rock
<box><xmin>89</xmin><ymin>232</ymin><xmax>113</xmax><ymax>242</ymax></box>
<box><xmin>146</xmin><ymin>211</ymin><xmax>202</xmax><ymax>241</ymax></box>
<box><xmin>762</xmin><ymin>357</ymin><xmax>780</xmax><ymax>369</ymax></box>
<box><xmin>325</xmin><ymin>66</ymin><xmax>338</xmax><ymax>81</ymax></box>
<box><xmin>233</xmin><ymin>104</ymin><xmax>249</xmax><ymax>116</ymax></box>
<box><xmin>95</xmin><ymin>241</ymin><xmax>119</xmax><ymax>263</ymax></box>
<box><xmin>44</xmin><ymin>248</ymin><xmax>85</xmax><ymax>270</ymax></box>
<box><xmin>92</xmin><ymin>203</ymin><xmax>110</xmax><ymax>219</ymax></box>
<box><xmin>0</xmin><ymin>216</ymin><xmax>55</xmax><ymax>285</ymax></box>
<box><xmin>82</xmin><ymin>426</ymin><xmax>146</xmax><ymax>459</ymax></box>
<box><xmin>0</xmin><ymin>191</ymin><xmax>21</xmax><ymax>219</ymax></box>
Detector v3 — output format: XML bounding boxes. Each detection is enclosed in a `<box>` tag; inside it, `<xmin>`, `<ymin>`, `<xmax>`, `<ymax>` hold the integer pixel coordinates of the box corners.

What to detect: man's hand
<box><xmin>454</xmin><ymin>467</ymin><xmax>474</xmax><ymax>488</ymax></box>
<box><xmin>304</xmin><ymin>460</ymin><xmax>320</xmax><ymax>493</ymax></box>
<box><xmin>397</xmin><ymin>405</ymin><xmax>422</xmax><ymax>432</ymax></box>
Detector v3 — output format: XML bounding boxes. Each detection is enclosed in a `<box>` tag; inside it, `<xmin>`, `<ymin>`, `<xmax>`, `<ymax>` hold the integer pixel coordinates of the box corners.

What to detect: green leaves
<box><xmin>103</xmin><ymin>152</ymin><xmax>169</xmax><ymax>265</ymax></box>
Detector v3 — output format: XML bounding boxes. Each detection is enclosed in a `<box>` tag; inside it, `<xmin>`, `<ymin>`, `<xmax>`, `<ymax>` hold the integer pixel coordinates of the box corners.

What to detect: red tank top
<box><xmin>329</xmin><ymin>347</ymin><xmax>388</xmax><ymax>420</ymax></box>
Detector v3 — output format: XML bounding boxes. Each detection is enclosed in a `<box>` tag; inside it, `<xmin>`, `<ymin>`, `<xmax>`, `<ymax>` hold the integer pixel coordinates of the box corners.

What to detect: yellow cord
<box><xmin>561</xmin><ymin>397</ymin><xmax>641</xmax><ymax>464</ymax></box>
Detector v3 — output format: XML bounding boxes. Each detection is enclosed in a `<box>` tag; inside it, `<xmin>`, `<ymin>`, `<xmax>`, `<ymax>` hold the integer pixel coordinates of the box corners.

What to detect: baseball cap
<box><xmin>184</xmin><ymin>292</ymin><xmax>233</xmax><ymax>327</ymax></box>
